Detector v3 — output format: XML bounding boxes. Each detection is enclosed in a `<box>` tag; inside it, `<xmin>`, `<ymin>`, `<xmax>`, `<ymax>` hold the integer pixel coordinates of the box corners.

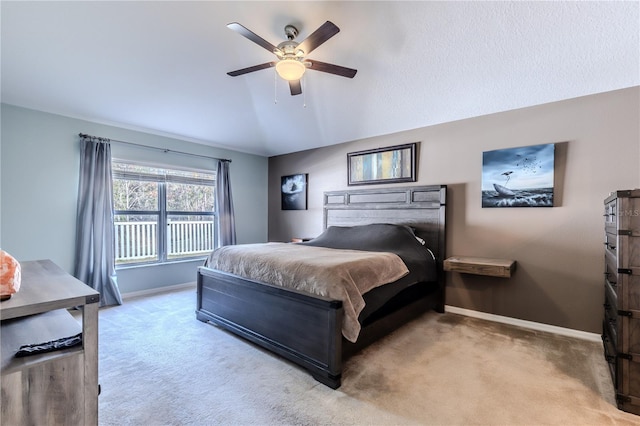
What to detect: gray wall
<box><xmin>268</xmin><ymin>87</ymin><xmax>640</xmax><ymax>334</ymax></box>
<box><xmin>1</xmin><ymin>104</ymin><xmax>268</xmax><ymax>294</ymax></box>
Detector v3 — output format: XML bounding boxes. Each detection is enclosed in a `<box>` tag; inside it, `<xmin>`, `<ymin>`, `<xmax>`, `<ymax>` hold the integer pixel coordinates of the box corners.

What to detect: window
<box><xmin>112</xmin><ymin>161</ymin><xmax>216</xmax><ymax>266</ymax></box>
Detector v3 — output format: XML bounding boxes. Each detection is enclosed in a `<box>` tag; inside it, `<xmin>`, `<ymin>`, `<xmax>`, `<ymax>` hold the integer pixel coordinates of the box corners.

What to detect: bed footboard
<box><xmin>196</xmin><ymin>266</ymin><xmax>344</xmax><ymax>388</ymax></box>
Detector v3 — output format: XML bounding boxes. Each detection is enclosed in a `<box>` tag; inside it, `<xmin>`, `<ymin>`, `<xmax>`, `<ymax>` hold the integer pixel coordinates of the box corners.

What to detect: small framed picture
<box><xmin>281</xmin><ymin>173</ymin><xmax>308</xmax><ymax>210</ymax></box>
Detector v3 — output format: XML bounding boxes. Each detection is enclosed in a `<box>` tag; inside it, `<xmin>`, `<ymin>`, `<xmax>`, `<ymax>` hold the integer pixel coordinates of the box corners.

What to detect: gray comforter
<box><xmin>205</xmin><ymin>243</ymin><xmax>409</xmax><ymax>342</ymax></box>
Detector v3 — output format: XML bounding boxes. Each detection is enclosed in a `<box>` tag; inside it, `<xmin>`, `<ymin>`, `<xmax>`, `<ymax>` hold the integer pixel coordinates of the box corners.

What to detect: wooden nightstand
<box><xmin>443</xmin><ymin>256</ymin><xmax>516</xmax><ymax>278</ymax></box>
<box><xmin>1</xmin><ymin>260</ymin><xmax>100</xmax><ymax>425</ymax></box>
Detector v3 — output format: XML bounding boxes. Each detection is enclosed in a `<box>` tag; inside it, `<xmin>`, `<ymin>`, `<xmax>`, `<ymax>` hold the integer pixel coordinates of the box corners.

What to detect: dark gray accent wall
<box><xmin>268</xmin><ymin>87</ymin><xmax>640</xmax><ymax>334</ymax></box>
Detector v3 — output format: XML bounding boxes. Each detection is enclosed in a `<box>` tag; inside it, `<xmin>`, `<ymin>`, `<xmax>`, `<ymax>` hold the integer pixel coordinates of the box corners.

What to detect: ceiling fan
<box><xmin>226</xmin><ymin>21</ymin><xmax>357</xmax><ymax>96</ymax></box>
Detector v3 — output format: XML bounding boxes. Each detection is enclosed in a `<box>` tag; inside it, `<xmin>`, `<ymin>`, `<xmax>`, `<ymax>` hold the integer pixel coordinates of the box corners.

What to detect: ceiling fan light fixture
<box><xmin>275</xmin><ymin>59</ymin><xmax>306</xmax><ymax>81</ymax></box>
<box><xmin>227</xmin><ymin>21</ymin><xmax>357</xmax><ymax>96</ymax></box>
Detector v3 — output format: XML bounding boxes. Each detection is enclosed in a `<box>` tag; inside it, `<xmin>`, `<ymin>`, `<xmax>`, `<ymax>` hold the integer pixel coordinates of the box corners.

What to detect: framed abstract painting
<box><xmin>347</xmin><ymin>143</ymin><xmax>417</xmax><ymax>186</ymax></box>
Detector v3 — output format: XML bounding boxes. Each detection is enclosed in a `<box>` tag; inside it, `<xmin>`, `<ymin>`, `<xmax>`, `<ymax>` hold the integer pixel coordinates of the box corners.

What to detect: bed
<box><xmin>196</xmin><ymin>185</ymin><xmax>446</xmax><ymax>388</ymax></box>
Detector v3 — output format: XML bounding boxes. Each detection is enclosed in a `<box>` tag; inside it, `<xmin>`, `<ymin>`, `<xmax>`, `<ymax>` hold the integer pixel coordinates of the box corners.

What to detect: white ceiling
<box><xmin>2</xmin><ymin>1</ymin><xmax>638</xmax><ymax>157</ymax></box>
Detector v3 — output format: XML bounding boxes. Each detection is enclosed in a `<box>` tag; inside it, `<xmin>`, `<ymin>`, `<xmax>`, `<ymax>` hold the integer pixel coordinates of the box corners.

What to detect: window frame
<box><xmin>112</xmin><ymin>160</ymin><xmax>217</xmax><ymax>267</ymax></box>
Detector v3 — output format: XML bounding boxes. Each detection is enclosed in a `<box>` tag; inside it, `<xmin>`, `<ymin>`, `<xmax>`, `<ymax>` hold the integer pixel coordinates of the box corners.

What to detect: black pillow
<box><xmin>300</xmin><ymin>223</ymin><xmax>431</xmax><ymax>269</ymax></box>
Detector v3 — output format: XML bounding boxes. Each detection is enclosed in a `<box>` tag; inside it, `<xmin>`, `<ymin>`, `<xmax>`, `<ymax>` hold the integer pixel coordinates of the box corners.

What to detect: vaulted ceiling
<box><xmin>2</xmin><ymin>1</ymin><xmax>638</xmax><ymax>157</ymax></box>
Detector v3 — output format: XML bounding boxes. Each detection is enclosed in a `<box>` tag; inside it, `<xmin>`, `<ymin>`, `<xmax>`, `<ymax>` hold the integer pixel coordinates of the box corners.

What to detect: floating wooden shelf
<box><xmin>444</xmin><ymin>256</ymin><xmax>516</xmax><ymax>278</ymax></box>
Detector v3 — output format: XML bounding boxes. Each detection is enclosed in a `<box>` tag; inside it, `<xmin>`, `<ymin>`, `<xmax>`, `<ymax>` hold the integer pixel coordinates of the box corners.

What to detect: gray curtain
<box><xmin>216</xmin><ymin>160</ymin><xmax>236</xmax><ymax>246</ymax></box>
<box><xmin>74</xmin><ymin>136</ymin><xmax>122</xmax><ymax>307</ymax></box>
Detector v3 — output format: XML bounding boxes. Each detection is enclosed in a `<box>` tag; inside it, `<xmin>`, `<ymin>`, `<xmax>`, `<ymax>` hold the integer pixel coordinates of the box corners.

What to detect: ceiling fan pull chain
<box><xmin>274</xmin><ymin>68</ymin><xmax>279</xmax><ymax>104</ymax></box>
<box><xmin>303</xmin><ymin>74</ymin><xmax>307</xmax><ymax>108</ymax></box>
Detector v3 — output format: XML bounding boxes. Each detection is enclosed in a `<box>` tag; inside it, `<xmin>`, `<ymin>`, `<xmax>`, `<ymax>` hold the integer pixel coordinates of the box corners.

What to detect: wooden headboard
<box><xmin>323</xmin><ymin>185</ymin><xmax>447</xmax><ymax>264</ymax></box>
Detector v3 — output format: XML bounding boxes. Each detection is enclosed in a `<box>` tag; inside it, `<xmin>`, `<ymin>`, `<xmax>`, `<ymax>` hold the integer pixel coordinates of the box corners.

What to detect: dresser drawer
<box><xmin>605</xmin><ymin>307</ymin><xmax>619</xmax><ymax>345</ymax></box>
<box><xmin>605</xmin><ymin>198</ymin><xmax>618</xmax><ymax>227</ymax></box>
<box><xmin>602</xmin><ymin>323</ymin><xmax>618</xmax><ymax>387</ymax></box>
<box><xmin>605</xmin><ymin>279</ymin><xmax>618</xmax><ymax>312</ymax></box>
<box><xmin>626</xmin><ymin>274</ymin><xmax>640</xmax><ymax>312</ymax></box>
<box><xmin>605</xmin><ymin>249</ymin><xmax>619</xmax><ymax>286</ymax></box>
<box><xmin>605</xmin><ymin>232</ymin><xmax>618</xmax><ymax>255</ymax></box>
<box><xmin>618</xmin><ymin>358</ymin><xmax>640</xmax><ymax>416</ymax></box>
<box><xmin>623</xmin><ymin>235</ymin><xmax>640</xmax><ymax>269</ymax></box>
<box><xmin>625</xmin><ymin>315</ymin><xmax>640</xmax><ymax>355</ymax></box>
<box><xmin>618</xmin><ymin>197</ymin><xmax>640</xmax><ymax>232</ymax></box>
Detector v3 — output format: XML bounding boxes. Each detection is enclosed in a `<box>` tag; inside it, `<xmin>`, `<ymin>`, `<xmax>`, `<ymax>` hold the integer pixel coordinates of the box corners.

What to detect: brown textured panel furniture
<box><xmin>0</xmin><ymin>260</ymin><xmax>100</xmax><ymax>425</ymax></box>
<box><xmin>444</xmin><ymin>256</ymin><xmax>516</xmax><ymax>278</ymax></box>
<box><xmin>602</xmin><ymin>189</ymin><xmax>640</xmax><ymax>416</ymax></box>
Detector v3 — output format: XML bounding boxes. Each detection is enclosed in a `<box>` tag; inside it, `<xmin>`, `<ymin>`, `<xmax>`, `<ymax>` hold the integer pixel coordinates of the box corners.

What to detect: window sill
<box><xmin>116</xmin><ymin>257</ymin><xmax>206</xmax><ymax>271</ymax></box>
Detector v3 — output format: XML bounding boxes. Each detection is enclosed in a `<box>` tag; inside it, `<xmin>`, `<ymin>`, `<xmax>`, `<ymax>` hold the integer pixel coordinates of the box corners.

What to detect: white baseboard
<box><xmin>445</xmin><ymin>305</ymin><xmax>602</xmax><ymax>343</ymax></box>
<box><xmin>120</xmin><ymin>288</ymin><xmax>601</xmax><ymax>342</ymax></box>
<box><xmin>122</xmin><ymin>282</ymin><xmax>196</xmax><ymax>300</ymax></box>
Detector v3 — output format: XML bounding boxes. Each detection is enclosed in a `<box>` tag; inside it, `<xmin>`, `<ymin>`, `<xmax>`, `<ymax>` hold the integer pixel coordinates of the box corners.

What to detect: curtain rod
<box><xmin>78</xmin><ymin>133</ymin><xmax>231</xmax><ymax>163</ymax></box>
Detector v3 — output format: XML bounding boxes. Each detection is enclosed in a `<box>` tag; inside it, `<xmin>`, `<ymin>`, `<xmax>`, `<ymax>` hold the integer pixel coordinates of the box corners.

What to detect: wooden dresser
<box><xmin>0</xmin><ymin>259</ymin><xmax>100</xmax><ymax>425</ymax></box>
<box><xmin>602</xmin><ymin>190</ymin><xmax>640</xmax><ymax>415</ymax></box>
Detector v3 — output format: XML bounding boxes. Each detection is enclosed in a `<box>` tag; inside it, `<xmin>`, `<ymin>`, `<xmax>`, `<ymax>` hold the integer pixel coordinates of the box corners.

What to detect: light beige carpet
<box><xmin>96</xmin><ymin>287</ymin><xmax>639</xmax><ymax>425</ymax></box>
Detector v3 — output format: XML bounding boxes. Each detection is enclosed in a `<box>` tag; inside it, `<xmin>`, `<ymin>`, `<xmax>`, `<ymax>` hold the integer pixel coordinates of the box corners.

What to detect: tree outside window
<box><xmin>112</xmin><ymin>161</ymin><xmax>216</xmax><ymax>265</ymax></box>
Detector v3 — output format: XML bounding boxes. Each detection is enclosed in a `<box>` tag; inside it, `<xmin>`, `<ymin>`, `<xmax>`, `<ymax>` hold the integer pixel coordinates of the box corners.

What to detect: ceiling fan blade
<box><xmin>289</xmin><ymin>80</ymin><xmax>302</xmax><ymax>96</ymax></box>
<box><xmin>227</xmin><ymin>62</ymin><xmax>275</xmax><ymax>77</ymax></box>
<box><xmin>297</xmin><ymin>21</ymin><xmax>340</xmax><ymax>55</ymax></box>
<box><xmin>227</xmin><ymin>22</ymin><xmax>277</xmax><ymax>53</ymax></box>
<box><xmin>307</xmin><ymin>60</ymin><xmax>357</xmax><ymax>78</ymax></box>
